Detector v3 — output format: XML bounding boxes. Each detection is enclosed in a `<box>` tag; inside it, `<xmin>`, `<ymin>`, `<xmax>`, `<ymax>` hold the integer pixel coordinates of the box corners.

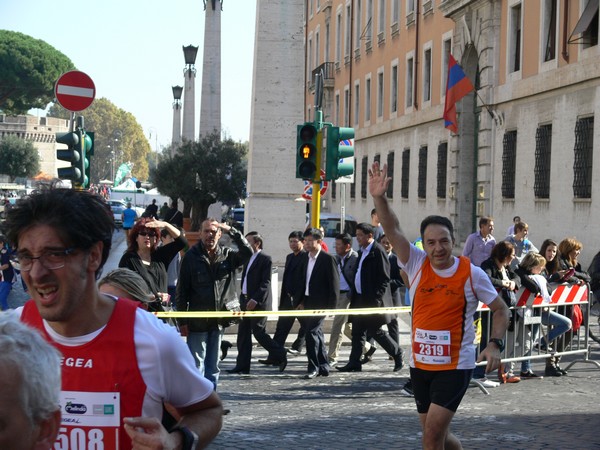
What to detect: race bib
<box><xmin>55</xmin><ymin>391</ymin><xmax>120</xmax><ymax>450</ymax></box>
<box><xmin>413</xmin><ymin>328</ymin><xmax>451</xmax><ymax>365</ymax></box>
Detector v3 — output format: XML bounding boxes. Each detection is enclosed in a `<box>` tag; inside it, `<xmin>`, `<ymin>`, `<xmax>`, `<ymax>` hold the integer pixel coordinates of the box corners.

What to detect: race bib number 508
<box><xmin>55</xmin><ymin>391</ymin><xmax>120</xmax><ymax>450</ymax></box>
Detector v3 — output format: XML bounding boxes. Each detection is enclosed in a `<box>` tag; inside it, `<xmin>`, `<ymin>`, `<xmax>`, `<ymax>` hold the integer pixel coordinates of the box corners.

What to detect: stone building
<box><xmin>0</xmin><ymin>115</ymin><xmax>70</xmax><ymax>180</ymax></box>
<box><xmin>302</xmin><ymin>0</ymin><xmax>600</xmax><ymax>265</ymax></box>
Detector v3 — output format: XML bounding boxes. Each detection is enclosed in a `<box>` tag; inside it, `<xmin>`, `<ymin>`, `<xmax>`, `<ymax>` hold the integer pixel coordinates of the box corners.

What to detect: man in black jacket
<box><xmin>338</xmin><ymin>223</ymin><xmax>404</xmax><ymax>372</ymax></box>
<box><xmin>176</xmin><ymin>218</ymin><xmax>253</xmax><ymax>389</ymax></box>
<box><xmin>298</xmin><ymin>228</ymin><xmax>340</xmax><ymax>379</ymax></box>
<box><xmin>228</xmin><ymin>232</ymin><xmax>288</xmax><ymax>374</ymax></box>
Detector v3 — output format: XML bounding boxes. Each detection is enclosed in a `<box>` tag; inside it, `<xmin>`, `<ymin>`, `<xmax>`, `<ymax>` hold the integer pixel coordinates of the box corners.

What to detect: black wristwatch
<box><xmin>170</xmin><ymin>425</ymin><xmax>199</xmax><ymax>450</ymax></box>
<box><xmin>488</xmin><ymin>338</ymin><xmax>505</xmax><ymax>352</ymax></box>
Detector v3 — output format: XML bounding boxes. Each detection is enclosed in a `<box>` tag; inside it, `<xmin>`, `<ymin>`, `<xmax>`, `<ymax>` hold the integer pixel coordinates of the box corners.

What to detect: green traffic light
<box><xmin>296</xmin><ymin>123</ymin><xmax>318</xmax><ymax>180</ymax></box>
<box><xmin>325</xmin><ymin>126</ymin><xmax>355</xmax><ymax>180</ymax></box>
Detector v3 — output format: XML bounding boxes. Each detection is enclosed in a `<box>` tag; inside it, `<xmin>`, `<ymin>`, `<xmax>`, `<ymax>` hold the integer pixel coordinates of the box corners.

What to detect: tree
<box><xmin>0</xmin><ymin>135</ymin><xmax>41</xmax><ymax>182</ymax></box>
<box><xmin>48</xmin><ymin>99</ymin><xmax>151</xmax><ymax>184</ymax></box>
<box><xmin>152</xmin><ymin>132</ymin><xmax>247</xmax><ymax>231</ymax></box>
<box><xmin>0</xmin><ymin>30</ymin><xmax>75</xmax><ymax>114</ymax></box>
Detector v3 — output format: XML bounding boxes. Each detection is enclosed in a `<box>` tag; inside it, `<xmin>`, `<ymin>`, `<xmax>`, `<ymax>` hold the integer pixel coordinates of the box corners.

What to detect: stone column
<box><xmin>199</xmin><ymin>0</ymin><xmax>222</xmax><ymax>138</ymax></box>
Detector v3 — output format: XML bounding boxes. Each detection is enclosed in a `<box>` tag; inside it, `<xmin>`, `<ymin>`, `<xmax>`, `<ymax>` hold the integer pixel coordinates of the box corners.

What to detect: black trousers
<box><xmin>299</xmin><ymin>315</ymin><xmax>329</xmax><ymax>372</ymax></box>
<box><xmin>273</xmin><ymin>296</ymin><xmax>306</xmax><ymax>350</ymax></box>
<box><xmin>349</xmin><ymin>317</ymin><xmax>400</xmax><ymax>365</ymax></box>
<box><xmin>235</xmin><ymin>315</ymin><xmax>286</xmax><ymax>370</ymax></box>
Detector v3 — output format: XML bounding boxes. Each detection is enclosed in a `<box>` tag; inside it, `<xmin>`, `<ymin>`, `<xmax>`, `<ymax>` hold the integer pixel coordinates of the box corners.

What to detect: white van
<box><xmin>306</xmin><ymin>212</ymin><xmax>360</xmax><ymax>252</ymax></box>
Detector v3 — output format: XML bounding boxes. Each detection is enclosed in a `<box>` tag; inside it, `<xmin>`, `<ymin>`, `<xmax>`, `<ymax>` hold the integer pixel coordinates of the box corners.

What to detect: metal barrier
<box><xmin>472</xmin><ymin>282</ymin><xmax>600</xmax><ymax>394</ymax></box>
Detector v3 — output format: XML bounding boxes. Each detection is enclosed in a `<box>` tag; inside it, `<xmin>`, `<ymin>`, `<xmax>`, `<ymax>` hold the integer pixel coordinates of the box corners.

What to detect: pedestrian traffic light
<box><xmin>296</xmin><ymin>123</ymin><xmax>318</xmax><ymax>180</ymax></box>
<box><xmin>56</xmin><ymin>131</ymin><xmax>83</xmax><ymax>185</ymax></box>
<box><xmin>324</xmin><ymin>126</ymin><xmax>355</xmax><ymax>180</ymax></box>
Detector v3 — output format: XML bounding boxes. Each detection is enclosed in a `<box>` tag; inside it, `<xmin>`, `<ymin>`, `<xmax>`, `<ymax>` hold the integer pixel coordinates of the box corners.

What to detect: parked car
<box><xmin>107</xmin><ymin>200</ymin><xmax>144</xmax><ymax>227</ymax></box>
<box><xmin>306</xmin><ymin>212</ymin><xmax>359</xmax><ymax>252</ymax></box>
<box><xmin>227</xmin><ymin>207</ymin><xmax>245</xmax><ymax>232</ymax></box>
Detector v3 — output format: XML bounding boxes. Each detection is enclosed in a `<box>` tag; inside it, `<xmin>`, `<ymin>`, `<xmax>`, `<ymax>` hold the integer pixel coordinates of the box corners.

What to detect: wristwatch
<box><xmin>488</xmin><ymin>338</ymin><xmax>505</xmax><ymax>352</ymax></box>
<box><xmin>170</xmin><ymin>425</ymin><xmax>199</xmax><ymax>450</ymax></box>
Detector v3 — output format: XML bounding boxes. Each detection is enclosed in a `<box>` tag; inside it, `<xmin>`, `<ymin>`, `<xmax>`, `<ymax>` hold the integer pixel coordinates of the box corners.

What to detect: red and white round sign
<box><xmin>302</xmin><ymin>169</ymin><xmax>329</xmax><ymax>200</ymax></box>
<box><xmin>54</xmin><ymin>71</ymin><xmax>96</xmax><ymax>112</ymax></box>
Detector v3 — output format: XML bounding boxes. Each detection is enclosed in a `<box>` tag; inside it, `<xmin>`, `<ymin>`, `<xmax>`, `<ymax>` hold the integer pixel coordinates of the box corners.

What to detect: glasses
<box><xmin>11</xmin><ymin>248</ymin><xmax>76</xmax><ymax>272</ymax></box>
<box><xmin>138</xmin><ymin>231</ymin><xmax>157</xmax><ymax>238</ymax></box>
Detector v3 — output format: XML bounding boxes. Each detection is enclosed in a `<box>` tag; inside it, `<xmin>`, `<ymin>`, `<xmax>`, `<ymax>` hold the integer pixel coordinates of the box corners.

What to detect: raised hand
<box><xmin>368</xmin><ymin>161</ymin><xmax>391</xmax><ymax>198</ymax></box>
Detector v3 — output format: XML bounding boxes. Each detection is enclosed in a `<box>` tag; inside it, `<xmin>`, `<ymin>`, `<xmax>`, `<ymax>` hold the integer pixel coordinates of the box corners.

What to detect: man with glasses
<box><xmin>177</xmin><ymin>218</ymin><xmax>253</xmax><ymax>387</ymax></box>
<box><xmin>6</xmin><ymin>188</ymin><xmax>223</xmax><ymax>449</ymax></box>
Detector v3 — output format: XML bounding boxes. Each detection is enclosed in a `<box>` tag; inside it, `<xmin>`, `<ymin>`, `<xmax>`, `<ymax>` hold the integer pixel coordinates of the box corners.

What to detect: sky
<box><xmin>0</xmin><ymin>0</ymin><xmax>257</xmax><ymax>151</ymax></box>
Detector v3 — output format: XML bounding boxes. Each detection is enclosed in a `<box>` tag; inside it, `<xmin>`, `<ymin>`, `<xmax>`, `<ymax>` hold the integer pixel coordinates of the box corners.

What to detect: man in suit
<box><xmin>338</xmin><ymin>223</ymin><xmax>404</xmax><ymax>372</ymax></box>
<box><xmin>262</xmin><ymin>231</ymin><xmax>307</xmax><ymax>365</ymax></box>
<box><xmin>297</xmin><ymin>228</ymin><xmax>339</xmax><ymax>379</ymax></box>
<box><xmin>228</xmin><ymin>232</ymin><xmax>288</xmax><ymax>374</ymax></box>
<box><xmin>379</xmin><ymin>234</ymin><xmax>405</xmax><ymax>345</ymax></box>
<box><xmin>328</xmin><ymin>233</ymin><xmax>358</xmax><ymax>366</ymax></box>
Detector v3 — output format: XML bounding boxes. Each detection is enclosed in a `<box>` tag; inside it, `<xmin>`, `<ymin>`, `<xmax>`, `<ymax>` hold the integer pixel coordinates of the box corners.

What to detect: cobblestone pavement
<box><xmin>211</xmin><ymin>327</ymin><xmax>600</xmax><ymax>450</ymax></box>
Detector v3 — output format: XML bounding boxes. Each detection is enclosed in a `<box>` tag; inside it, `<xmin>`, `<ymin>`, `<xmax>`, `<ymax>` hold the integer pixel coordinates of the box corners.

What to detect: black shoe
<box><xmin>227</xmin><ymin>367</ymin><xmax>250</xmax><ymax>374</ymax></box>
<box><xmin>220</xmin><ymin>341</ymin><xmax>233</xmax><ymax>361</ymax></box>
<box><xmin>544</xmin><ymin>365</ymin><xmax>562</xmax><ymax>377</ymax></box>
<box><xmin>258</xmin><ymin>359</ymin><xmax>278</xmax><ymax>366</ymax></box>
<box><xmin>360</xmin><ymin>346</ymin><xmax>377</xmax><ymax>364</ymax></box>
<box><xmin>319</xmin><ymin>369</ymin><xmax>330</xmax><ymax>377</ymax></box>
<box><xmin>520</xmin><ymin>370</ymin><xmax>542</xmax><ymax>379</ymax></box>
<box><xmin>304</xmin><ymin>370</ymin><xmax>318</xmax><ymax>379</ymax></box>
<box><xmin>279</xmin><ymin>358</ymin><xmax>288</xmax><ymax>372</ymax></box>
<box><xmin>336</xmin><ymin>364</ymin><xmax>362</xmax><ymax>372</ymax></box>
<box><xmin>287</xmin><ymin>348</ymin><xmax>300</xmax><ymax>356</ymax></box>
<box><xmin>393</xmin><ymin>353</ymin><xmax>404</xmax><ymax>372</ymax></box>
<box><xmin>223</xmin><ymin>408</ymin><xmax>231</xmax><ymax>415</ymax></box>
<box><xmin>556</xmin><ymin>365</ymin><xmax>568</xmax><ymax>375</ymax></box>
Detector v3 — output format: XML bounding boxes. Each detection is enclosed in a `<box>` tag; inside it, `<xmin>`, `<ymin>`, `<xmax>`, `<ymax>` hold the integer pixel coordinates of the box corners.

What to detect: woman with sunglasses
<box><xmin>118</xmin><ymin>218</ymin><xmax>187</xmax><ymax>314</ymax></box>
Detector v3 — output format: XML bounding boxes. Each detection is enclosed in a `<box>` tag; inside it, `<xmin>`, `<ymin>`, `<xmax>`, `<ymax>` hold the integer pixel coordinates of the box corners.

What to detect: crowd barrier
<box><xmin>473</xmin><ymin>282</ymin><xmax>600</xmax><ymax>394</ymax></box>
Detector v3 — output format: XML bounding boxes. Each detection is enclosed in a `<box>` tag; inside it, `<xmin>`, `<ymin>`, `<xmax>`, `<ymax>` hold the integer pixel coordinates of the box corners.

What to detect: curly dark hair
<box><xmin>4</xmin><ymin>185</ymin><xmax>114</xmax><ymax>279</ymax></box>
<box><xmin>126</xmin><ymin>218</ymin><xmax>159</xmax><ymax>253</ymax></box>
<box><xmin>490</xmin><ymin>241</ymin><xmax>515</xmax><ymax>262</ymax></box>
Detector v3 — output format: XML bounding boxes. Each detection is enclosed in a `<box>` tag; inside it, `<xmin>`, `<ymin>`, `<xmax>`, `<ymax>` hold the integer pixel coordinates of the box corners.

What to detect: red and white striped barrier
<box><xmin>479</xmin><ymin>283</ymin><xmax>589</xmax><ymax>310</ymax></box>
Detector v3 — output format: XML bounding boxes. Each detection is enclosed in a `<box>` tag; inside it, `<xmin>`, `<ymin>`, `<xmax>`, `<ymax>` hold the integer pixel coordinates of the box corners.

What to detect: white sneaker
<box><xmin>476</xmin><ymin>378</ymin><xmax>500</xmax><ymax>388</ymax></box>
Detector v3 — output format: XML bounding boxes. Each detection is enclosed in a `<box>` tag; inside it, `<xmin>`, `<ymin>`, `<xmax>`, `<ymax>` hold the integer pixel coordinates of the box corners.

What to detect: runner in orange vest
<box><xmin>369</xmin><ymin>161</ymin><xmax>509</xmax><ymax>450</ymax></box>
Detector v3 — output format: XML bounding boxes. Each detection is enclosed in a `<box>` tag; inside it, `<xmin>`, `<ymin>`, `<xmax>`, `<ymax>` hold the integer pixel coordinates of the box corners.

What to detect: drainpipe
<box><xmin>413</xmin><ymin>0</ymin><xmax>420</xmax><ymax>109</ymax></box>
<box><xmin>348</xmin><ymin>1</ymin><xmax>354</xmax><ymax>127</ymax></box>
<box><xmin>562</xmin><ymin>0</ymin><xmax>570</xmax><ymax>62</ymax></box>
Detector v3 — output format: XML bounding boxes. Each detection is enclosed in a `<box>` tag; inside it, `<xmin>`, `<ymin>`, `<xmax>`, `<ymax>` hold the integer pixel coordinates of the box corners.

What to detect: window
<box><xmin>332</xmin><ymin>180</ymin><xmax>337</xmax><ymax>199</ymax></box>
<box><xmin>418</xmin><ymin>146</ymin><xmax>428</xmax><ymax>199</ymax></box>
<box><xmin>354</xmin><ymin>83</ymin><xmax>360</xmax><ymax>125</ymax></box>
<box><xmin>534</xmin><ymin>124</ymin><xmax>552</xmax><ymax>199</ymax></box>
<box><xmin>406</xmin><ymin>56</ymin><xmax>414</xmax><ymax>107</ymax></box>
<box><xmin>315</xmin><ymin>30</ymin><xmax>320</xmax><ymax>67</ymax></box>
<box><xmin>351</xmin><ymin>157</ymin><xmax>357</xmax><ymax>198</ymax></box>
<box><xmin>361</xmin><ymin>156</ymin><xmax>369</xmax><ymax>199</ymax></box>
<box><xmin>423</xmin><ymin>47</ymin><xmax>432</xmax><ymax>103</ymax></box>
<box><xmin>392</xmin><ymin>0</ymin><xmax>400</xmax><ymax>24</ymax></box>
<box><xmin>335</xmin><ymin>92</ymin><xmax>340</xmax><ymax>124</ymax></box>
<box><xmin>442</xmin><ymin>38</ymin><xmax>452</xmax><ymax>96</ymax></box>
<box><xmin>366</xmin><ymin>0</ymin><xmax>373</xmax><ymax>41</ymax></box>
<box><xmin>336</xmin><ymin>12</ymin><xmax>342</xmax><ymax>65</ymax></box>
<box><xmin>378</xmin><ymin>0</ymin><xmax>386</xmax><ymax>36</ymax></box>
<box><xmin>387</xmin><ymin>152</ymin><xmax>395</xmax><ymax>198</ymax></box>
<box><xmin>570</xmin><ymin>0</ymin><xmax>599</xmax><ymax>47</ymax></box>
<box><xmin>345</xmin><ymin>5</ymin><xmax>352</xmax><ymax>60</ymax></box>
<box><xmin>542</xmin><ymin>0</ymin><xmax>558</xmax><ymax>62</ymax></box>
<box><xmin>325</xmin><ymin>23</ymin><xmax>330</xmax><ymax>63</ymax></box>
<box><xmin>344</xmin><ymin>88</ymin><xmax>350</xmax><ymax>126</ymax></box>
<box><xmin>356</xmin><ymin>0</ymin><xmax>362</xmax><ymax>50</ymax></box>
<box><xmin>366</xmin><ymin>76</ymin><xmax>372</xmax><ymax>122</ymax></box>
<box><xmin>391</xmin><ymin>63</ymin><xmax>398</xmax><ymax>113</ymax></box>
<box><xmin>401</xmin><ymin>148</ymin><xmax>410</xmax><ymax>198</ymax></box>
<box><xmin>573</xmin><ymin>117</ymin><xmax>594</xmax><ymax>198</ymax></box>
<box><xmin>308</xmin><ymin>37</ymin><xmax>313</xmax><ymax>84</ymax></box>
<box><xmin>407</xmin><ymin>0</ymin><xmax>415</xmax><ymax>14</ymax></box>
<box><xmin>377</xmin><ymin>71</ymin><xmax>384</xmax><ymax>118</ymax></box>
<box><xmin>509</xmin><ymin>3</ymin><xmax>522</xmax><ymax>73</ymax></box>
<box><xmin>502</xmin><ymin>130</ymin><xmax>518</xmax><ymax>199</ymax></box>
<box><xmin>437</xmin><ymin>142</ymin><xmax>448</xmax><ymax>198</ymax></box>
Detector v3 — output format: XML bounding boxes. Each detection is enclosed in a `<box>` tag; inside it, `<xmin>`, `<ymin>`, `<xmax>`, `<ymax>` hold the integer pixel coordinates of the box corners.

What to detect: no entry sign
<box><xmin>54</xmin><ymin>71</ymin><xmax>96</xmax><ymax>112</ymax></box>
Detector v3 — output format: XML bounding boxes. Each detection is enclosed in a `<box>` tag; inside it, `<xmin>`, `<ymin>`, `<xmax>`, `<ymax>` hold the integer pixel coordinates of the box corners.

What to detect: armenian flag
<box><xmin>443</xmin><ymin>54</ymin><xmax>475</xmax><ymax>133</ymax></box>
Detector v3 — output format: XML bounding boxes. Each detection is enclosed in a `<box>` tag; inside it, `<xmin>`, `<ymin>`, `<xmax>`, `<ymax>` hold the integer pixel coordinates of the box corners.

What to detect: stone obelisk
<box><xmin>181</xmin><ymin>45</ymin><xmax>198</xmax><ymax>141</ymax></box>
<box><xmin>199</xmin><ymin>0</ymin><xmax>222</xmax><ymax>137</ymax></box>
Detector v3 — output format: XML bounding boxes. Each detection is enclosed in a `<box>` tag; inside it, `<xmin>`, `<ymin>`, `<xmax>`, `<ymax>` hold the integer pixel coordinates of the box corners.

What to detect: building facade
<box><xmin>0</xmin><ymin>115</ymin><xmax>70</xmax><ymax>179</ymax></box>
<box><xmin>305</xmin><ymin>0</ymin><xmax>600</xmax><ymax>265</ymax></box>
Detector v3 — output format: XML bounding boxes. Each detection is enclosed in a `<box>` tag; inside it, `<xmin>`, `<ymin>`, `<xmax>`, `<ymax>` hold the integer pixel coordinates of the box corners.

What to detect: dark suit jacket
<box><xmin>388</xmin><ymin>252</ymin><xmax>404</xmax><ymax>307</ymax></box>
<box><xmin>280</xmin><ymin>250</ymin><xmax>307</xmax><ymax>309</ymax></box>
<box><xmin>337</xmin><ymin>249</ymin><xmax>358</xmax><ymax>292</ymax></box>
<box><xmin>351</xmin><ymin>241</ymin><xmax>393</xmax><ymax>326</ymax></box>
<box><xmin>301</xmin><ymin>250</ymin><xmax>340</xmax><ymax>310</ymax></box>
<box><xmin>241</xmin><ymin>251</ymin><xmax>272</xmax><ymax>311</ymax></box>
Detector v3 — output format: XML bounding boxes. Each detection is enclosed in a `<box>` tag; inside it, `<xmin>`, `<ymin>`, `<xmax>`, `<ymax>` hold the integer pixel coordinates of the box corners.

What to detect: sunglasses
<box><xmin>138</xmin><ymin>231</ymin><xmax>157</xmax><ymax>238</ymax></box>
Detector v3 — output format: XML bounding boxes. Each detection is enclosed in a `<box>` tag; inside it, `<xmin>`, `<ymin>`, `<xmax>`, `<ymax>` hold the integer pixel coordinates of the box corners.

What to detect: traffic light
<box><xmin>325</xmin><ymin>126</ymin><xmax>355</xmax><ymax>180</ymax></box>
<box><xmin>82</xmin><ymin>131</ymin><xmax>93</xmax><ymax>188</ymax></box>
<box><xmin>56</xmin><ymin>131</ymin><xmax>83</xmax><ymax>185</ymax></box>
<box><xmin>296</xmin><ymin>123</ymin><xmax>318</xmax><ymax>180</ymax></box>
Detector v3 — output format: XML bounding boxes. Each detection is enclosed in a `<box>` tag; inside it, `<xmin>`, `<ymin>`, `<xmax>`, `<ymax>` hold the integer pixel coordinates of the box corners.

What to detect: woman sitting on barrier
<box><xmin>481</xmin><ymin>242</ymin><xmax>527</xmax><ymax>382</ymax></box>
<box><xmin>516</xmin><ymin>253</ymin><xmax>572</xmax><ymax>377</ymax></box>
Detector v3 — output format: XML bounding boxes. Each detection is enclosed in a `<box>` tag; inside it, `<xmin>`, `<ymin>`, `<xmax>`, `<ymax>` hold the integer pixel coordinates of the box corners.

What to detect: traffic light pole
<box><xmin>310</xmin><ymin>110</ymin><xmax>323</xmax><ymax>229</ymax></box>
